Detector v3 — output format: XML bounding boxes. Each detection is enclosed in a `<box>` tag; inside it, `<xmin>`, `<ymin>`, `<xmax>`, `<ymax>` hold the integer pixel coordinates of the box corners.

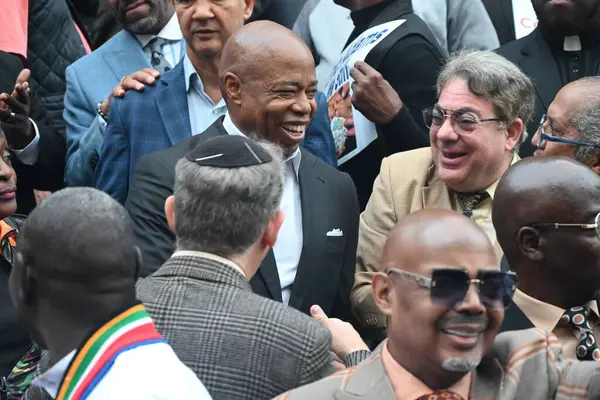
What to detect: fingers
<box><xmin>0</xmin><ymin>94</ymin><xmax>26</xmax><ymax>114</ymax></box>
<box><xmin>310</xmin><ymin>305</ymin><xmax>328</xmax><ymax>322</ymax></box>
<box><xmin>15</xmin><ymin>69</ymin><xmax>31</xmax><ymax>86</ymax></box>
<box><xmin>0</xmin><ymin>108</ymin><xmax>13</xmax><ymax>120</ymax></box>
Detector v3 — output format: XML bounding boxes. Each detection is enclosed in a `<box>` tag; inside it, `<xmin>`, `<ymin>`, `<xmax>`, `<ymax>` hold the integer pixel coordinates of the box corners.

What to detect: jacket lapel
<box><xmin>519</xmin><ymin>29</ymin><xmax>563</xmax><ymax>112</ymax></box>
<box><xmin>288</xmin><ymin>152</ymin><xmax>326</xmax><ymax>310</ymax></box>
<box><xmin>471</xmin><ymin>356</ymin><xmax>504</xmax><ymax>399</ymax></box>
<box><xmin>155</xmin><ymin>61</ymin><xmax>192</xmax><ymax>146</ymax></box>
<box><xmin>334</xmin><ymin>350</ymin><xmax>395</xmax><ymax>400</ymax></box>
<box><xmin>257</xmin><ymin>250</ymin><xmax>283</xmax><ymax>302</ymax></box>
<box><xmin>421</xmin><ymin>164</ymin><xmax>454</xmax><ymax>210</ymax></box>
<box><xmin>103</xmin><ymin>31</ymin><xmax>151</xmax><ymax>81</ymax></box>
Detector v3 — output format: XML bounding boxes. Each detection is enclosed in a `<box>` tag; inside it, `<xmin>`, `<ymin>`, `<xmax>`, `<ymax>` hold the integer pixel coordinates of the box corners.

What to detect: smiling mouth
<box><xmin>442</xmin><ymin>328</ymin><xmax>480</xmax><ymax>338</ymax></box>
<box><xmin>281</xmin><ymin>123</ymin><xmax>307</xmax><ymax>137</ymax></box>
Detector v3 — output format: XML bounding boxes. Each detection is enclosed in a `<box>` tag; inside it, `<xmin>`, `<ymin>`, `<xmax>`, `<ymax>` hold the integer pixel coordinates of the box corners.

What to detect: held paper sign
<box><xmin>325</xmin><ymin>20</ymin><xmax>405</xmax><ymax>166</ymax></box>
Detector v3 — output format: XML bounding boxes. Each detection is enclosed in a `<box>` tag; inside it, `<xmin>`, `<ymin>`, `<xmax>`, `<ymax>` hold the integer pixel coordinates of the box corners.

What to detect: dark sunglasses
<box><xmin>386</xmin><ymin>268</ymin><xmax>518</xmax><ymax>309</ymax></box>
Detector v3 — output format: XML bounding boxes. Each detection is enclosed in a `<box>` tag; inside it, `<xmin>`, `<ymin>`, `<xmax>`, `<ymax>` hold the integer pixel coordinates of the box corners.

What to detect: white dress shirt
<box><xmin>135</xmin><ymin>13</ymin><xmax>184</xmax><ymax>69</ymax></box>
<box><xmin>183</xmin><ymin>55</ymin><xmax>227</xmax><ymax>135</ymax></box>
<box><xmin>222</xmin><ymin>113</ymin><xmax>303</xmax><ymax>305</ymax></box>
<box><xmin>32</xmin><ymin>343</ymin><xmax>212</xmax><ymax>399</ymax></box>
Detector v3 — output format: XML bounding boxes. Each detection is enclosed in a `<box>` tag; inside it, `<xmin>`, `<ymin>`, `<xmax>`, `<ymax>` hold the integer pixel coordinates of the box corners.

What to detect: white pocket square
<box><xmin>326</xmin><ymin>229</ymin><xmax>343</xmax><ymax>237</ymax></box>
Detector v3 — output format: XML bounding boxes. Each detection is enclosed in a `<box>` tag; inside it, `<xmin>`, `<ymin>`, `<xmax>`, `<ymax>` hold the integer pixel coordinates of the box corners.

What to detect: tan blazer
<box><xmin>274</xmin><ymin>328</ymin><xmax>600</xmax><ymax>400</ymax></box>
<box><xmin>351</xmin><ymin>148</ymin><xmax>508</xmax><ymax>329</ymax></box>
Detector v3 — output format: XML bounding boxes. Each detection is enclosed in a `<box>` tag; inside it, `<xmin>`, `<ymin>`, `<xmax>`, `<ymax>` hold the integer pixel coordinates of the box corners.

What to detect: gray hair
<box><xmin>570</xmin><ymin>77</ymin><xmax>600</xmax><ymax>164</ymax></box>
<box><xmin>173</xmin><ymin>141</ymin><xmax>285</xmax><ymax>258</ymax></box>
<box><xmin>437</xmin><ymin>50</ymin><xmax>536</xmax><ymax>152</ymax></box>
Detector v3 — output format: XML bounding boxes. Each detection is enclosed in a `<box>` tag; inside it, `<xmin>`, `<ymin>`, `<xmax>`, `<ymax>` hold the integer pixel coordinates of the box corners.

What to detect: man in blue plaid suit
<box><xmin>94</xmin><ymin>0</ymin><xmax>336</xmax><ymax>204</ymax></box>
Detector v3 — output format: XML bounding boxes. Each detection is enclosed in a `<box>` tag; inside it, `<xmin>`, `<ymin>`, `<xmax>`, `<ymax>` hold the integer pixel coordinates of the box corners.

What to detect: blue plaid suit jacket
<box><xmin>94</xmin><ymin>60</ymin><xmax>337</xmax><ymax>204</ymax></box>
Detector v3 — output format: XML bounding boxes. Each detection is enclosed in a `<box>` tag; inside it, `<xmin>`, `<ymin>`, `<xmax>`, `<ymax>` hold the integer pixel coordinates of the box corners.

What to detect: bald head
<box><xmin>494</xmin><ymin>157</ymin><xmax>600</xmax><ymax>262</ymax></box>
<box><xmin>381</xmin><ymin>209</ymin><xmax>497</xmax><ymax>273</ymax></box>
<box><xmin>219</xmin><ymin>21</ymin><xmax>314</xmax><ymax>90</ymax></box>
<box><xmin>218</xmin><ymin>20</ymin><xmax>318</xmax><ymax>156</ymax></box>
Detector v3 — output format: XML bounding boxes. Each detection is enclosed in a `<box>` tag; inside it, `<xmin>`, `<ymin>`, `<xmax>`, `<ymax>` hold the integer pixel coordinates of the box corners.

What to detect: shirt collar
<box><xmin>222</xmin><ymin>112</ymin><xmax>302</xmax><ymax>178</ymax></box>
<box><xmin>513</xmin><ymin>289</ymin><xmax>599</xmax><ymax>332</ymax></box>
<box><xmin>483</xmin><ymin>154</ymin><xmax>520</xmax><ymax>199</ymax></box>
<box><xmin>183</xmin><ymin>53</ymin><xmax>200</xmax><ymax>92</ymax></box>
<box><xmin>31</xmin><ymin>350</ymin><xmax>76</xmax><ymax>398</ymax></box>
<box><xmin>135</xmin><ymin>13</ymin><xmax>182</xmax><ymax>48</ymax></box>
<box><xmin>381</xmin><ymin>340</ymin><xmax>472</xmax><ymax>399</ymax></box>
<box><xmin>171</xmin><ymin>250</ymin><xmax>247</xmax><ymax>279</ymax></box>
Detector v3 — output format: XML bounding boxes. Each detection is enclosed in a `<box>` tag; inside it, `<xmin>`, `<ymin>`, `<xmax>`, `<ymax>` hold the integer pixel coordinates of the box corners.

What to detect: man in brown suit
<box><xmin>351</xmin><ymin>50</ymin><xmax>536</xmax><ymax>333</ymax></box>
<box><xmin>276</xmin><ymin>210</ymin><xmax>600</xmax><ymax>400</ymax></box>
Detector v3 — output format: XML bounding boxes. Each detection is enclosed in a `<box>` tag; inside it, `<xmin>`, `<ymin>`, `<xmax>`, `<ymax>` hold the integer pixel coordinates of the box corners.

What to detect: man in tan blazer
<box><xmin>352</xmin><ymin>50</ymin><xmax>536</xmax><ymax>331</ymax></box>
<box><xmin>276</xmin><ymin>210</ymin><xmax>600</xmax><ymax>400</ymax></box>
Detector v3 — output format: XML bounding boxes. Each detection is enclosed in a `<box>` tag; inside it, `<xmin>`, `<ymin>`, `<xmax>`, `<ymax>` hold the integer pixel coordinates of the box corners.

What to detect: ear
<box><xmin>222</xmin><ymin>72</ymin><xmax>243</xmax><ymax>107</ymax></box>
<box><xmin>11</xmin><ymin>252</ymin><xmax>35</xmax><ymax>308</ymax></box>
<box><xmin>590</xmin><ymin>151</ymin><xmax>600</xmax><ymax>175</ymax></box>
<box><xmin>262</xmin><ymin>211</ymin><xmax>285</xmax><ymax>248</ymax></box>
<box><xmin>372</xmin><ymin>272</ymin><xmax>394</xmax><ymax>317</ymax></box>
<box><xmin>517</xmin><ymin>226</ymin><xmax>544</xmax><ymax>262</ymax></box>
<box><xmin>505</xmin><ymin>118</ymin><xmax>524</xmax><ymax>152</ymax></box>
<box><xmin>164</xmin><ymin>195</ymin><xmax>176</xmax><ymax>234</ymax></box>
<box><xmin>133</xmin><ymin>246</ymin><xmax>142</xmax><ymax>280</ymax></box>
<box><xmin>243</xmin><ymin>0</ymin><xmax>255</xmax><ymax>20</ymax></box>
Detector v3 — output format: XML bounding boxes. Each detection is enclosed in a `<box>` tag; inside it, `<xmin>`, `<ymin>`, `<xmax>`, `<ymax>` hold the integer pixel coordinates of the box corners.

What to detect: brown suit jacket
<box><xmin>274</xmin><ymin>328</ymin><xmax>600</xmax><ymax>400</ymax></box>
<box><xmin>351</xmin><ymin>148</ymin><xmax>511</xmax><ymax>329</ymax></box>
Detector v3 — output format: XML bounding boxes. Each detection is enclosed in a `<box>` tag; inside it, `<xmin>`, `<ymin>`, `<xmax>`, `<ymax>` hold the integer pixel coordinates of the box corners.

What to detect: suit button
<box><xmin>90</xmin><ymin>151</ymin><xmax>99</xmax><ymax>171</ymax></box>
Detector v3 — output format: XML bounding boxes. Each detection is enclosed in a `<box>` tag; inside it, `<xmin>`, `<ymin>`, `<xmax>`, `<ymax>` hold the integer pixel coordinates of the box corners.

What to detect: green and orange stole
<box><xmin>56</xmin><ymin>304</ymin><xmax>165</xmax><ymax>400</ymax></box>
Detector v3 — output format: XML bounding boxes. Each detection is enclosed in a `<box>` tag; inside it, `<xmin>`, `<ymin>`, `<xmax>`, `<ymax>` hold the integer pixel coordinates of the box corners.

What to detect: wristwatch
<box><xmin>96</xmin><ymin>101</ymin><xmax>108</xmax><ymax>122</ymax></box>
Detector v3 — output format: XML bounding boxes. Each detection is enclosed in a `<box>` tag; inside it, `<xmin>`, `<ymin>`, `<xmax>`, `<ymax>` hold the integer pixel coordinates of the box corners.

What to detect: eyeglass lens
<box><xmin>423</xmin><ymin>108</ymin><xmax>479</xmax><ymax>133</ymax></box>
<box><xmin>429</xmin><ymin>269</ymin><xmax>517</xmax><ymax>309</ymax></box>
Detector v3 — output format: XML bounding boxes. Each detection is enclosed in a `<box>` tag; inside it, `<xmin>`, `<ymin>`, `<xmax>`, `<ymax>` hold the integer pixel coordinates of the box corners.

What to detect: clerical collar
<box><xmin>349</xmin><ymin>0</ymin><xmax>410</xmax><ymax>28</ymax></box>
<box><xmin>538</xmin><ymin>23</ymin><xmax>600</xmax><ymax>51</ymax></box>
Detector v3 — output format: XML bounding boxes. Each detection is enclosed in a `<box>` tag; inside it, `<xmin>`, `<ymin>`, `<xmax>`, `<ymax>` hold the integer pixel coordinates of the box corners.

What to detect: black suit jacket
<box><xmin>497</xmin><ymin>28</ymin><xmax>600</xmax><ymax>157</ymax></box>
<box><xmin>482</xmin><ymin>0</ymin><xmax>516</xmax><ymax>46</ymax></box>
<box><xmin>0</xmin><ymin>51</ymin><xmax>65</xmax><ymax>214</ymax></box>
<box><xmin>126</xmin><ymin>118</ymin><xmax>360</xmax><ymax>321</ymax></box>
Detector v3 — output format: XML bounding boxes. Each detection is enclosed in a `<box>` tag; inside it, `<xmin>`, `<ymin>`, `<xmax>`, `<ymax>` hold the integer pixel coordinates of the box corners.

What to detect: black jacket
<box><xmin>482</xmin><ymin>0</ymin><xmax>517</xmax><ymax>46</ymax></box>
<box><xmin>0</xmin><ymin>216</ymin><xmax>31</xmax><ymax>377</ymax></box>
<box><xmin>0</xmin><ymin>51</ymin><xmax>66</xmax><ymax>215</ymax></box>
<box><xmin>26</xmin><ymin>0</ymin><xmax>89</xmax><ymax>136</ymax></box>
<box><xmin>126</xmin><ymin>119</ymin><xmax>360</xmax><ymax>321</ymax></box>
<box><xmin>340</xmin><ymin>0</ymin><xmax>443</xmax><ymax>210</ymax></box>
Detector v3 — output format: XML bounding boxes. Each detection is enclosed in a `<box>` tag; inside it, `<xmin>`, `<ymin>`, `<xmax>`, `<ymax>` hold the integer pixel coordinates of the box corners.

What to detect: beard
<box><xmin>115</xmin><ymin>0</ymin><xmax>172</xmax><ymax>34</ymax></box>
<box><xmin>441</xmin><ymin>352</ymin><xmax>482</xmax><ymax>372</ymax></box>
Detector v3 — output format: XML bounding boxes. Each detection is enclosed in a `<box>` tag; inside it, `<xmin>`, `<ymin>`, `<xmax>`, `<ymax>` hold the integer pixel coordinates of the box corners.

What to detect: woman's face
<box><xmin>0</xmin><ymin>134</ymin><xmax>17</xmax><ymax>219</ymax></box>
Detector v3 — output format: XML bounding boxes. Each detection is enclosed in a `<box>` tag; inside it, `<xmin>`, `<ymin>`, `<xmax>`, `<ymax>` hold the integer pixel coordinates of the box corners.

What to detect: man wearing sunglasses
<box><xmin>531</xmin><ymin>77</ymin><xmax>600</xmax><ymax>174</ymax></box>
<box><xmin>352</xmin><ymin>50</ymin><xmax>535</xmax><ymax>337</ymax></box>
<box><xmin>494</xmin><ymin>157</ymin><xmax>600</xmax><ymax>361</ymax></box>
<box><xmin>277</xmin><ymin>209</ymin><xmax>600</xmax><ymax>399</ymax></box>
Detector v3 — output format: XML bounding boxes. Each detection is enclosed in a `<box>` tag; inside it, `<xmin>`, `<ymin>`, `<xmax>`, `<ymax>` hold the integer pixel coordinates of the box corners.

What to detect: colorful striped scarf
<box><xmin>56</xmin><ymin>304</ymin><xmax>165</xmax><ymax>400</ymax></box>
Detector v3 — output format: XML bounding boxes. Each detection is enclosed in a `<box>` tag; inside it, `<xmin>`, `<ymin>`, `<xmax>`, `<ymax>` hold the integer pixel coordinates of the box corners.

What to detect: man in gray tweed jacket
<box><xmin>136</xmin><ymin>136</ymin><xmax>364</xmax><ymax>400</ymax></box>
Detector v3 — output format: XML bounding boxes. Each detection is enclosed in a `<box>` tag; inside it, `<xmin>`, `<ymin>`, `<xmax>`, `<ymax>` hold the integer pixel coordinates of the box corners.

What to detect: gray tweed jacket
<box><xmin>136</xmin><ymin>254</ymin><xmax>332</xmax><ymax>400</ymax></box>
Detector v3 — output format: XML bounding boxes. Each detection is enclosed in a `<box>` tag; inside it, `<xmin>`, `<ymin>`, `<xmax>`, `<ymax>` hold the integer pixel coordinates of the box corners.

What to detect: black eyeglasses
<box><xmin>422</xmin><ymin>107</ymin><xmax>502</xmax><ymax>135</ymax></box>
<box><xmin>536</xmin><ymin>114</ymin><xmax>600</xmax><ymax>149</ymax></box>
<box><xmin>530</xmin><ymin>212</ymin><xmax>600</xmax><ymax>238</ymax></box>
<box><xmin>386</xmin><ymin>268</ymin><xmax>518</xmax><ymax>309</ymax></box>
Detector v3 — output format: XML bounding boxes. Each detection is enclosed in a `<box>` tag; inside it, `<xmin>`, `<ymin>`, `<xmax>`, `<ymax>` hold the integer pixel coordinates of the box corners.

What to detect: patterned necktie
<box><xmin>559</xmin><ymin>306</ymin><xmax>600</xmax><ymax>361</ymax></box>
<box><xmin>143</xmin><ymin>37</ymin><xmax>172</xmax><ymax>73</ymax></box>
<box><xmin>415</xmin><ymin>390</ymin><xmax>466</xmax><ymax>400</ymax></box>
<box><xmin>456</xmin><ymin>191</ymin><xmax>489</xmax><ymax>219</ymax></box>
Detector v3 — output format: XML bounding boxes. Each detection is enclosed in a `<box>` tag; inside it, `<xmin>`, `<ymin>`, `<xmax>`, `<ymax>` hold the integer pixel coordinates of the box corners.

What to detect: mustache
<box><xmin>437</xmin><ymin>314</ymin><xmax>489</xmax><ymax>329</ymax></box>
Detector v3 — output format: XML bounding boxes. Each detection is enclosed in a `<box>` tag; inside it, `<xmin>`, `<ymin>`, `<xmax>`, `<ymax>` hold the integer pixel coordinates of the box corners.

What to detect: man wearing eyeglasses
<box><xmin>494</xmin><ymin>156</ymin><xmax>600</xmax><ymax>361</ymax></box>
<box><xmin>352</xmin><ymin>50</ymin><xmax>535</xmax><ymax>337</ymax></box>
<box><xmin>276</xmin><ymin>209</ymin><xmax>600</xmax><ymax>400</ymax></box>
<box><xmin>531</xmin><ymin>77</ymin><xmax>600</xmax><ymax>174</ymax></box>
